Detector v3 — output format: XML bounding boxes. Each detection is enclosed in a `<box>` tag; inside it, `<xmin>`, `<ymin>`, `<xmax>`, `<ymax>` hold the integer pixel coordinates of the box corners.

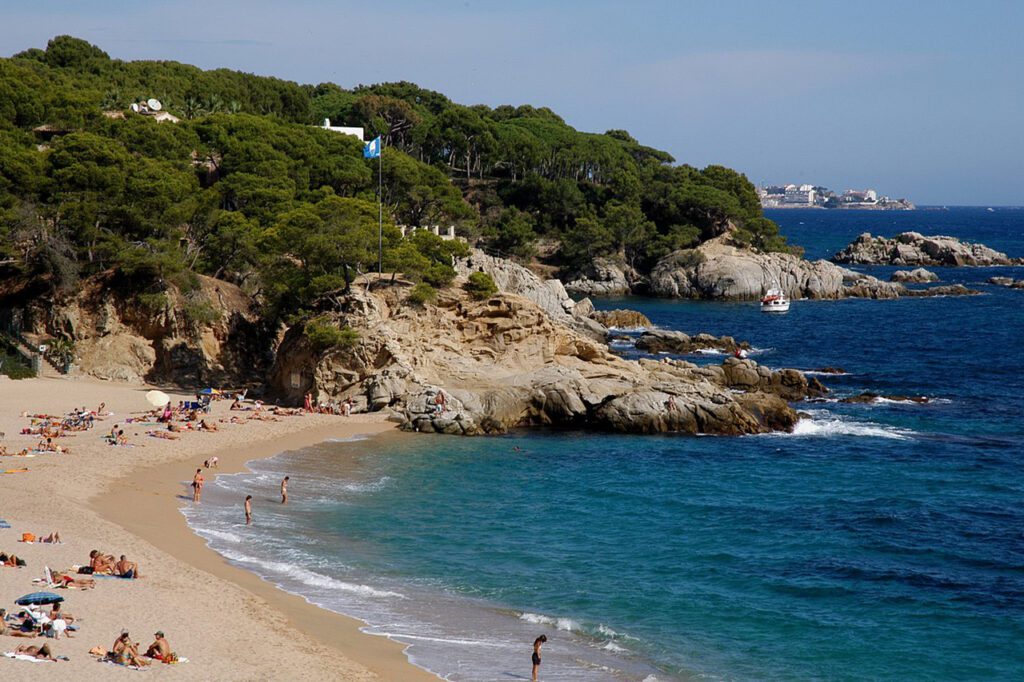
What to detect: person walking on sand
<box><xmin>281</xmin><ymin>476</ymin><xmax>289</xmax><ymax>504</ymax></box>
<box><xmin>532</xmin><ymin>634</ymin><xmax>546</xmax><ymax>681</ymax></box>
<box><xmin>192</xmin><ymin>468</ymin><xmax>204</xmax><ymax>503</ymax></box>
<box><xmin>244</xmin><ymin>495</ymin><xmax>252</xmax><ymax>525</ymax></box>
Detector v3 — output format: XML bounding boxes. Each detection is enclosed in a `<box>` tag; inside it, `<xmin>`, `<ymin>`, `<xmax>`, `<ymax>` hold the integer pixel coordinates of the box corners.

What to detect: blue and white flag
<box><xmin>363</xmin><ymin>136</ymin><xmax>381</xmax><ymax>159</ymax></box>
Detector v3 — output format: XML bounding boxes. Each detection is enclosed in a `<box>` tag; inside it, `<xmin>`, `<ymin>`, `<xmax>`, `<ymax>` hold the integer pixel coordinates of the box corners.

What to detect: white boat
<box><xmin>760</xmin><ymin>288</ymin><xmax>790</xmax><ymax>313</ymax></box>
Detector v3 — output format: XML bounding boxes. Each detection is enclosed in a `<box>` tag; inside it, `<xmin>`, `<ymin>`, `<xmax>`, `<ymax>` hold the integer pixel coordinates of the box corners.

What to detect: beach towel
<box><xmin>0</xmin><ymin>520</ymin><xmax>10</xmax><ymax>528</ymax></box>
<box><xmin>3</xmin><ymin>652</ymin><xmax>53</xmax><ymax>662</ymax></box>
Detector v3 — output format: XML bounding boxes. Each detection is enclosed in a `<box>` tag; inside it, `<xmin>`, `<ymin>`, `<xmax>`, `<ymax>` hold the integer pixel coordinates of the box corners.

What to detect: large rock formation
<box><xmin>454</xmin><ymin>249</ymin><xmax>606</xmax><ymax>340</ymax></box>
<box><xmin>648</xmin><ymin>234</ymin><xmax>979</xmax><ymax>300</ymax></box>
<box><xmin>589</xmin><ymin>309</ymin><xmax>653</xmax><ymax>329</ymax></box>
<box><xmin>268</xmin><ymin>275</ymin><xmax>825</xmax><ymax>437</ymax></box>
<box><xmin>634</xmin><ymin>329</ymin><xmax>748</xmax><ymax>354</ymax></box>
<box><xmin>833</xmin><ymin>232</ymin><xmax>1023</xmax><ymax>267</ymax></box>
<box><xmin>11</xmin><ymin>272</ymin><xmax>264</xmax><ymax>384</ymax></box>
<box><xmin>564</xmin><ymin>257</ymin><xmax>636</xmax><ymax>296</ymax></box>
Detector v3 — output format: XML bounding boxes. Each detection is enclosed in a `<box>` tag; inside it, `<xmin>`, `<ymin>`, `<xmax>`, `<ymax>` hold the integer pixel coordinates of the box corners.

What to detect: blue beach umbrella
<box><xmin>15</xmin><ymin>592</ymin><xmax>64</xmax><ymax>606</ymax></box>
<box><xmin>198</xmin><ymin>388</ymin><xmax>221</xmax><ymax>395</ymax></box>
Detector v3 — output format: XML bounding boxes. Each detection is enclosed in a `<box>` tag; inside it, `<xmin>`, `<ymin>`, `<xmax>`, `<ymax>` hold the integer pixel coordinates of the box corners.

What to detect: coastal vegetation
<box><xmin>0</xmin><ymin>35</ymin><xmax>791</xmax><ymax>334</ymax></box>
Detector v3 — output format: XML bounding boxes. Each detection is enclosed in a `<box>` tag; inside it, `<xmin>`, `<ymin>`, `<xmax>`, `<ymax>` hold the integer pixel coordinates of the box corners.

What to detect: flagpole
<box><xmin>377</xmin><ymin>143</ymin><xmax>383</xmax><ymax>276</ymax></box>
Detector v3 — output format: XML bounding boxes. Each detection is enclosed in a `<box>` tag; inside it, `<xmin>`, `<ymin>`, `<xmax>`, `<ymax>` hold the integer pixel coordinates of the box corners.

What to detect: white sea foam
<box><xmin>338</xmin><ymin>476</ymin><xmax>391</xmax><ymax>493</ymax></box>
<box><xmin>215</xmin><ymin>547</ymin><xmax>404</xmax><ymax>599</ymax></box>
<box><xmin>694</xmin><ymin>348</ymin><xmax>726</xmax><ymax>355</ymax></box>
<box><xmin>196</xmin><ymin>528</ymin><xmax>242</xmax><ymax>544</ymax></box>
<box><xmin>602</xmin><ymin>641</ymin><xmax>628</xmax><ymax>653</ymax></box>
<box><xmin>607</xmin><ymin>326</ymin><xmax>651</xmax><ymax>333</ymax></box>
<box><xmin>326</xmin><ymin>434</ymin><xmax>370</xmax><ymax>443</ymax></box>
<box><xmin>519</xmin><ymin>612</ymin><xmax>581</xmax><ymax>632</ymax></box>
<box><xmin>801</xmin><ymin>370</ymin><xmax>851</xmax><ymax>377</ymax></box>
<box><xmin>787</xmin><ymin>417</ymin><xmax>914</xmax><ymax>440</ymax></box>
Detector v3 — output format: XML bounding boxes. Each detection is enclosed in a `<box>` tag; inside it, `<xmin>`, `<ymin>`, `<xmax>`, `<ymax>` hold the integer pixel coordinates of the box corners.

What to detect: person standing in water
<box><xmin>281</xmin><ymin>476</ymin><xmax>289</xmax><ymax>504</ymax></box>
<box><xmin>244</xmin><ymin>495</ymin><xmax>252</xmax><ymax>525</ymax></box>
<box><xmin>532</xmin><ymin>634</ymin><xmax>547</xmax><ymax>681</ymax></box>
<box><xmin>191</xmin><ymin>469</ymin><xmax>204</xmax><ymax>503</ymax></box>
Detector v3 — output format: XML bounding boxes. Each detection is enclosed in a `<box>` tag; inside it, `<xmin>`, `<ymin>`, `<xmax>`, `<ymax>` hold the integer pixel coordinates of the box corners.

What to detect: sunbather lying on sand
<box><xmin>23</xmin><ymin>531</ymin><xmax>61</xmax><ymax>544</ymax></box>
<box><xmin>198</xmin><ymin>419</ymin><xmax>218</xmax><ymax>431</ymax></box>
<box><xmin>14</xmin><ymin>643</ymin><xmax>57</xmax><ymax>660</ymax></box>
<box><xmin>57</xmin><ymin>573</ymin><xmax>95</xmax><ymax>589</ymax></box>
<box><xmin>146</xmin><ymin>430</ymin><xmax>179</xmax><ymax>440</ymax></box>
<box><xmin>0</xmin><ymin>610</ymin><xmax>37</xmax><ymax>638</ymax></box>
<box><xmin>0</xmin><ymin>552</ymin><xmax>25</xmax><ymax>567</ymax></box>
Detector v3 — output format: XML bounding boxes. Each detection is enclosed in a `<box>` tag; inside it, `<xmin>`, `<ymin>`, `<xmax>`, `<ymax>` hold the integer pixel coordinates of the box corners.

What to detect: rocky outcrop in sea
<box><xmin>268</xmin><ymin>262</ymin><xmax>826</xmax><ymax>437</ymax></box>
<box><xmin>833</xmin><ymin>232</ymin><xmax>1023</xmax><ymax>267</ymax></box>
<box><xmin>646</xmin><ymin>234</ymin><xmax>977</xmax><ymax>301</ymax></box>
<box><xmin>891</xmin><ymin>268</ymin><xmax>939</xmax><ymax>283</ymax></box>
<box><xmin>988</xmin><ymin>276</ymin><xmax>1024</xmax><ymax>289</ymax></box>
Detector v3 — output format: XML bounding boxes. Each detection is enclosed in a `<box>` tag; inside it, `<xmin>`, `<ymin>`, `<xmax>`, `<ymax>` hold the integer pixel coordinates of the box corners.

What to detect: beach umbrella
<box><xmin>198</xmin><ymin>388</ymin><xmax>221</xmax><ymax>395</ymax></box>
<box><xmin>146</xmin><ymin>390</ymin><xmax>171</xmax><ymax>407</ymax></box>
<box><xmin>15</xmin><ymin>592</ymin><xmax>63</xmax><ymax>606</ymax></box>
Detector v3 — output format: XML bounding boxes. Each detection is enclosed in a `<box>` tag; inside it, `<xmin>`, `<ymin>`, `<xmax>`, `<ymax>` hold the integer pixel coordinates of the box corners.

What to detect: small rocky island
<box><xmin>833</xmin><ymin>232</ymin><xmax>1023</xmax><ymax>267</ymax></box>
<box><xmin>644</xmin><ymin>226</ymin><xmax>979</xmax><ymax>301</ymax></box>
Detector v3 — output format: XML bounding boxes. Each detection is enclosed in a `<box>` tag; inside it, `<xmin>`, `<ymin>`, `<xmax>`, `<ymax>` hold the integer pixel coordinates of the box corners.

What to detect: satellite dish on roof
<box><xmin>147</xmin><ymin>98</ymin><xmax>163</xmax><ymax>111</ymax></box>
<box><xmin>130</xmin><ymin>103</ymin><xmax>141</xmax><ymax>113</ymax></box>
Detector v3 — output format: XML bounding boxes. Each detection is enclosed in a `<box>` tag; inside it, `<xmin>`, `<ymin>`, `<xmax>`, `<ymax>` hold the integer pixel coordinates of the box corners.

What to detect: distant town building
<box><xmin>783</xmin><ymin>184</ymin><xmax>816</xmax><ymax>205</ymax></box>
<box><xmin>759</xmin><ymin>182</ymin><xmax>913</xmax><ymax>210</ymax></box>
<box><xmin>320</xmin><ymin>118</ymin><xmax>365</xmax><ymax>140</ymax></box>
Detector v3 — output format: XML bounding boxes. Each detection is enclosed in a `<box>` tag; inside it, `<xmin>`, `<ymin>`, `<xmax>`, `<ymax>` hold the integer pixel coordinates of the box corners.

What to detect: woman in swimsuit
<box><xmin>532</xmin><ymin>634</ymin><xmax>546</xmax><ymax>681</ymax></box>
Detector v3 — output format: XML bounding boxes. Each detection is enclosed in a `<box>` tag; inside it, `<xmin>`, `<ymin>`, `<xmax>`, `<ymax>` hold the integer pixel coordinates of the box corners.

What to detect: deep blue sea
<box><xmin>185</xmin><ymin>207</ymin><xmax>1024</xmax><ymax>681</ymax></box>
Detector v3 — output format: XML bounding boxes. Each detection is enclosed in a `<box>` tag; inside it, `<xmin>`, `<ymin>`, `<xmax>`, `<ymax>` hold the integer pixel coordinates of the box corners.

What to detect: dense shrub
<box><xmin>464</xmin><ymin>271</ymin><xmax>498</xmax><ymax>300</ymax></box>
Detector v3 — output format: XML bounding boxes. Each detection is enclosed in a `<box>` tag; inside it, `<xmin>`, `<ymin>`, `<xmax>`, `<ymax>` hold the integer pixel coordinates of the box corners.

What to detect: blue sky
<box><xmin>2</xmin><ymin>0</ymin><xmax>1022</xmax><ymax>204</ymax></box>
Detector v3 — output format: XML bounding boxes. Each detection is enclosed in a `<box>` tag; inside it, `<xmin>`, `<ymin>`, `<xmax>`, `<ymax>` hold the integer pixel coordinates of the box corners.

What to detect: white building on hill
<box><xmin>320</xmin><ymin>119</ymin><xmax>364</xmax><ymax>140</ymax></box>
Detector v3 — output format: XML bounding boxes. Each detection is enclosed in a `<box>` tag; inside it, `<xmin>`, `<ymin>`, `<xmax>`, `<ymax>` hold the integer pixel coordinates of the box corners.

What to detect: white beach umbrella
<box><xmin>145</xmin><ymin>390</ymin><xmax>171</xmax><ymax>408</ymax></box>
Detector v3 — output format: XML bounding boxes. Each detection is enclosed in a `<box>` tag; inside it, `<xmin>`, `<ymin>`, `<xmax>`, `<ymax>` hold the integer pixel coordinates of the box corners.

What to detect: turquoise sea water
<box><xmin>185</xmin><ymin>208</ymin><xmax>1024</xmax><ymax>681</ymax></box>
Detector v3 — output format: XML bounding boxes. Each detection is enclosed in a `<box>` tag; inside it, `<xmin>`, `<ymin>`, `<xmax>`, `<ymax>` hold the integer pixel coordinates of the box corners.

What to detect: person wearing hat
<box><xmin>145</xmin><ymin>630</ymin><xmax>175</xmax><ymax>662</ymax></box>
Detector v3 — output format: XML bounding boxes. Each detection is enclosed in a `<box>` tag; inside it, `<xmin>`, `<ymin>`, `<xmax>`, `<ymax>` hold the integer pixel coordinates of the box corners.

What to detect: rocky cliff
<box><xmin>833</xmin><ymin>232</ymin><xmax>1023</xmax><ymax>266</ymax></box>
<box><xmin>268</xmin><ymin>272</ymin><xmax>826</xmax><ymax>436</ymax></box>
<box><xmin>7</xmin><ymin>272</ymin><xmax>265</xmax><ymax>385</ymax></box>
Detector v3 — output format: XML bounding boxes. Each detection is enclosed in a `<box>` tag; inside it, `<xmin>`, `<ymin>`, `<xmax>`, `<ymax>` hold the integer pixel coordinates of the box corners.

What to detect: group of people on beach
<box><xmin>303</xmin><ymin>392</ymin><xmax>354</xmax><ymax>415</ymax></box>
<box><xmin>87</xmin><ymin>550</ymin><xmax>142</xmax><ymax>579</ymax></box>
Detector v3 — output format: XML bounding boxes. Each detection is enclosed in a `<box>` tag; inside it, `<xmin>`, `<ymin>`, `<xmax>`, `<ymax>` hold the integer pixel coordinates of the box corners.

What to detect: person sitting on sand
<box><xmin>198</xmin><ymin>419</ymin><xmax>218</xmax><ymax>432</ymax></box>
<box><xmin>230</xmin><ymin>397</ymin><xmax>243</xmax><ymax>410</ymax></box>
<box><xmin>144</xmin><ymin>631</ymin><xmax>177</xmax><ymax>662</ymax></box>
<box><xmin>111</xmin><ymin>631</ymin><xmax>149</xmax><ymax>667</ymax></box>
<box><xmin>48</xmin><ymin>602</ymin><xmax>74</xmax><ymax>625</ymax></box>
<box><xmin>115</xmin><ymin>554</ymin><xmax>141</xmax><ymax>579</ymax></box>
<box><xmin>89</xmin><ymin>549</ymin><xmax>116</xmax><ymax>574</ymax></box>
<box><xmin>15</xmin><ymin>643</ymin><xmax>57</xmax><ymax>661</ymax></box>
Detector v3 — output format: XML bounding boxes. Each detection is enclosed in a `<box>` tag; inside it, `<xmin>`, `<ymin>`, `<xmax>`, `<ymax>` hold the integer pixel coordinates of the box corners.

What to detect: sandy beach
<box><xmin>0</xmin><ymin>374</ymin><xmax>437</xmax><ymax>680</ymax></box>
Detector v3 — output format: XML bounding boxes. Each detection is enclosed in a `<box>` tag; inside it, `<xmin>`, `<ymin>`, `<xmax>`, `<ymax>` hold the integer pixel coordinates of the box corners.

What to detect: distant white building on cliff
<box><xmin>783</xmin><ymin>184</ymin><xmax>816</xmax><ymax>205</ymax></box>
<box><xmin>320</xmin><ymin>118</ymin><xmax>364</xmax><ymax>140</ymax></box>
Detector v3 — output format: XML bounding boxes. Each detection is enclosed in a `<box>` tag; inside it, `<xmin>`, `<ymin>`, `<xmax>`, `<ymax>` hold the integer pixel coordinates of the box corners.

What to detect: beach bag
<box><xmin>21</xmin><ymin>532</ymin><xmax>35</xmax><ymax>543</ymax></box>
<box><xmin>78</xmin><ymin>566</ymin><xmax>94</xmax><ymax>574</ymax></box>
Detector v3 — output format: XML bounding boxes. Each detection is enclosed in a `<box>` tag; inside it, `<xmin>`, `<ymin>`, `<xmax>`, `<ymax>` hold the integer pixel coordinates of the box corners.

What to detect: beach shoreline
<box><xmin>0</xmin><ymin>375</ymin><xmax>437</xmax><ymax>680</ymax></box>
